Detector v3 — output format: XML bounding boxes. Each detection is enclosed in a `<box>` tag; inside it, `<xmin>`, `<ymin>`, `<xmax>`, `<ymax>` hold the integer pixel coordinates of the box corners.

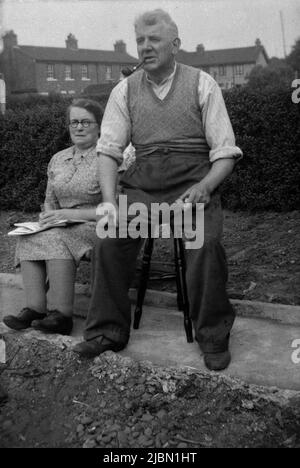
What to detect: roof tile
<box><xmin>18</xmin><ymin>45</ymin><xmax>138</xmax><ymax>64</ymax></box>
<box><xmin>177</xmin><ymin>46</ymin><xmax>268</xmax><ymax>66</ymax></box>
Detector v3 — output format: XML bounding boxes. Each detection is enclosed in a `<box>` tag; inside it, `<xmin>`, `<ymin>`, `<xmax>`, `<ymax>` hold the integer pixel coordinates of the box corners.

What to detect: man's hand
<box><xmin>176</xmin><ymin>158</ymin><xmax>236</xmax><ymax>208</ymax></box>
<box><xmin>176</xmin><ymin>181</ymin><xmax>212</xmax><ymax>207</ymax></box>
<box><xmin>39</xmin><ymin>209</ymin><xmax>72</xmax><ymax>226</ymax></box>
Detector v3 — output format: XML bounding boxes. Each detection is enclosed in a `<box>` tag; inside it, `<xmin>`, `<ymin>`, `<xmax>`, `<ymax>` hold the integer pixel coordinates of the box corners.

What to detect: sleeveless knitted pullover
<box><xmin>127</xmin><ymin>63</ymin><xmax>209</xmax><ymax>156</ymax></box>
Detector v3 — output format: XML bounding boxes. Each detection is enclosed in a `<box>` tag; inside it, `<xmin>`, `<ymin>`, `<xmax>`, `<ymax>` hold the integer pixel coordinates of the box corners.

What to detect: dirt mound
<box><xmin>0</xmin><ymin>333</ymin><xmax>299</xmax><ymax>448</ymax></box>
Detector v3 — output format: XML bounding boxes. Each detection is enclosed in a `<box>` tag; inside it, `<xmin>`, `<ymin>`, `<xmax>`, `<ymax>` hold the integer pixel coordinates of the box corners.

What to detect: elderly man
<box><xmin>74</xmin><ymin>9</ymin><xmax>242</xmax><ymax>371</ymax></box>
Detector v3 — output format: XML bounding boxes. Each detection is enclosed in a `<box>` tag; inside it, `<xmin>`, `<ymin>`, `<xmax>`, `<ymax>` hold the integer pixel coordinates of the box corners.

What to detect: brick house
<box><xmin>177</xmin><ymin>39</ymin><xmax>269</xmax><ymax>88</ymax></box>
<box><xmin>0</xmin><ymin>31</ymin><xmax>138</xmax><ymax>95</ymax></box>
<box><xmin>0</xmin><ymin>31</ymin><xmax>268</xmax><ymax>95</ymax></box>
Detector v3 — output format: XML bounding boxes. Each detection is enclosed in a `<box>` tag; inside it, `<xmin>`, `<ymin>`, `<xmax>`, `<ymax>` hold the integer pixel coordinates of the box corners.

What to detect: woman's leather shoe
<box><xmin>31</xmin><ymin>310</ymin><xmax>73</xmax><ymax>335</ymax></box>
<box><xmin>3</xmin><ymin>308</ymin><xmax>47</xmax><ymax>330</ymax></box>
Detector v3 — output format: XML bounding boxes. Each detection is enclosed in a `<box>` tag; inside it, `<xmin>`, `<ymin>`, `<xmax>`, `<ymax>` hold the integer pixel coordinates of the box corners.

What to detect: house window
<box><xmin>234</xmin><ymin>64</ymin><xmax>244</xmax><ymax>75</ymax></box>
<box><xmin>105</xmin><ymin>66</ymin><xmax>112</xmax><ymax>81</ymax></box>
<box><xmin>46</xmin><ymin>64</ymin><xmax>55</xmax><ymax>80</ymax></box>
<box><xmin>81</xmin><ymin>64</ymin><xmax>89</xmax><ymax>80</ymax></box>
<box><xmin>219</xmin><ymin>65</ymin><xmax>226</xmax><ymax>76</ymax></box>
<box><xmin>64</xmin><ymin>64</ymin><xmax>73</xmax><ymax>80</ymax></box>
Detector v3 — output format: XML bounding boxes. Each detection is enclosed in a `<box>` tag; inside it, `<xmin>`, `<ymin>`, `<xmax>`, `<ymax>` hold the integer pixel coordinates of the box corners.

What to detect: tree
<box><xmin>286</xmin><ymin>38</ymin><xmax>300</xmax><ymax>75</ymax></box>
<box><xmin>246</xmin><ymin>60</ymin><xmax>294</xmax><ymax>93</ymax></box>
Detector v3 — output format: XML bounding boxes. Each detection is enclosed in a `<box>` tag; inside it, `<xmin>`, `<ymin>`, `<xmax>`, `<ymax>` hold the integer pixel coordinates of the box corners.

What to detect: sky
<box><xmin>0</xmin><ymin>0</ymin><xmax>299</xmax><ymax>59</ymax></box>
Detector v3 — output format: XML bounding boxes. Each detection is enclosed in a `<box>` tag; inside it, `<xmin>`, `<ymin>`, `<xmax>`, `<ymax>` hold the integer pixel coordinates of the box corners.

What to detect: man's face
<box><xmin>135</xmin><ymin>22</ymin><xmax>179</xmax><ymax>76</ymax></box>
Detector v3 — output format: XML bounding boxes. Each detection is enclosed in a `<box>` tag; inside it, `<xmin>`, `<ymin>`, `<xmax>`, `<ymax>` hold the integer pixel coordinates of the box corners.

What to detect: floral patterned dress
<box><xmin>15</xmin><ymin>145</ymin><xmax>102</xmax><ymax>267</ymax></box>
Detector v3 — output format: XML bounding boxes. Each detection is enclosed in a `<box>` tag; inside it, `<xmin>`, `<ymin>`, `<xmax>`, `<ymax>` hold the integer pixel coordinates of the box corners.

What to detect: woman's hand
<box><xmin>39</xmin><ymin>209</ymin><xmax>72</xmax><ymax>226</ymax></box>
<box><xmin>96</xmin><ymin>201</ymin><xmax>119</xmax><ymax>226</ymax></box>
<box><xmin>95</xmin><ymin>201</ymin><xmax>119</xmax><ymax>239</ymax></box>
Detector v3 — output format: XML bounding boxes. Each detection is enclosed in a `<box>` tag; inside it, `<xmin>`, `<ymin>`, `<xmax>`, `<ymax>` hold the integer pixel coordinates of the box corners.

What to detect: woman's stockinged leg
<box><xmin>46</xmin><ymin>259</ymin><xmax>76</xmax><ymax>316</ymax></box>
<box><xmin>21</xmin><ymin>260</ymin><xmax>47</xmax><ymax>314</ymax></box>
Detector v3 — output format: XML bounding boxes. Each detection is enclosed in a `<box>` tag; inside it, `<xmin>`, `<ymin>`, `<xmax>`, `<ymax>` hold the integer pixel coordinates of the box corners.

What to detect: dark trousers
<box><xmin>84</xmin><ymin>151</ymin><xmax>235</xmax><ymax>352</ymax></box>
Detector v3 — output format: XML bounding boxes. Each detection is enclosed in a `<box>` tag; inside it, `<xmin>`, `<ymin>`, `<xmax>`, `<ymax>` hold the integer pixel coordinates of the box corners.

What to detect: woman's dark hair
<box><xmin>67</xmin><ymin>98</ymin><xmax>103</xmax><ymax>127</ymax></box>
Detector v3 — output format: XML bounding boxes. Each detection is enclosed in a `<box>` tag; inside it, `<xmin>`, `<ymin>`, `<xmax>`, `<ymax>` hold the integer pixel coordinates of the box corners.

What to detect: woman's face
<box><xmin>69</xmin><ymin>106</ymin><xmax>99</xmax><ymax>150</ymax></box>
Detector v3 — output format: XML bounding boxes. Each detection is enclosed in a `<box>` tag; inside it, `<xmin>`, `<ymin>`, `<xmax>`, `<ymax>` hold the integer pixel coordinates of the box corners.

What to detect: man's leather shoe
<box><xmin>32</xmin><ymin>310</ymin><xmax>73</xmax><ymax>335</ymax></box>
<box><xmin>203</xmin><ymin>350</ymin><xmax>231</xmax><ymax>371</ymax></box>
<box><xmin>3</xmin><ymin>308</ymin><xmax>47</xmax><ymax>331</ymax></box>
<box><xmin>73</xmin><ymin>336</ymin><xmax>125</xmax><ymax>358</ymax></box>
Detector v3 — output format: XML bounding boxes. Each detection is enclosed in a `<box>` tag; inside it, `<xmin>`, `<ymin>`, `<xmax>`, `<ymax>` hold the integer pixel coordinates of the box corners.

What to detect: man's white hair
<box><xmin>134</xmin><ymin>9</ymin><xmax>179</xmax><ymax>40</ymax></box>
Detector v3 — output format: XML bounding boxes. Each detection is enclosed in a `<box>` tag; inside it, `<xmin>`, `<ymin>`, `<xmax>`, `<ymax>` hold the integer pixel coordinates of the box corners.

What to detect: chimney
<box><xmin>65</xmin><ymin>33</ymin><xmax>78</xmax><ymax>50</ymax></box>
<box><xmin>114</xmin><ymin>40</ymin><xmax>126</xmax><ymax>54</ymax></box>
<box><xmin>255</xmin><ymin>38</ymin><xmax>262</xmax><ymax>48</ymax></box>
<box><xmin>2</xmin><ymin>31</ymin><xmax>18</xmax><ymax>50</ymax></box>
<box><xmin>196</xmin><ymin>44</ymin><xmax>205</xmax><ymax>54</ymax></box>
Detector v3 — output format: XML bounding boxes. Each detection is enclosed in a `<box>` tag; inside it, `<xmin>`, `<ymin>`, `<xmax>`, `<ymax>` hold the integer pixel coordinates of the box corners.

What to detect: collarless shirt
<box><xmin>144</xmin><ymin>63</ymin><xmax>177</xmax><ymax>100</ymax></box>
<box><xmin>97</xmin><ymin>64</ymin><xmax>242</xmax><ymax>165</ymax></box>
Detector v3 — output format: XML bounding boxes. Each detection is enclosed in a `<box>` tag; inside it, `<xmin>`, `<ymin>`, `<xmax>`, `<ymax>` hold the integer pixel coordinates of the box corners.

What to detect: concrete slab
<box><xmin>1</xmin><ymin>273</ymin><xmax>300</xmax><ymax>392</ymax></box>
<box><xmin>1</xmin><ymin>303</ymin><xmax>300</xmax><ymax>392</ymax></box>
<box><xmin>1</xmin><ymin>273</ymin><xmax>300</xmax><ymax>325</ymax></box>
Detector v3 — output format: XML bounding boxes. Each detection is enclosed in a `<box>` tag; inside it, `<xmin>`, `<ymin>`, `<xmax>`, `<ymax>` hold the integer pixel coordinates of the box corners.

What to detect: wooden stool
<box><xmin>133</xmin><ymin>237</ymin><xmax>194</xmax><ymax>343</ymax></box>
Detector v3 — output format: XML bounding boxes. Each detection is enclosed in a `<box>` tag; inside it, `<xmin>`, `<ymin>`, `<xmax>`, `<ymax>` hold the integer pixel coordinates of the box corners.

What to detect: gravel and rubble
<box><xmin>0</xmin><ymin>333</ymin><xmax>300</xmax><ymax>448</ymax></box>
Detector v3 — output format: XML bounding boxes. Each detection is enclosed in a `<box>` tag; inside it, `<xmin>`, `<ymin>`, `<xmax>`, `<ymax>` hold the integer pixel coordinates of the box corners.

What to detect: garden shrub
<box><xmin>0</xmin><ymin>101</ymin><xmax>71</xmax><ymax>211</ymax></box>
<box><xmin>0</xmin><ymin>89</ymin><xmax>299</xmax><ymax>212</ymax></box>
<box><xmin>222</xmin><ymin>88</ymin><xmax>300</xmax><ymax>211</ymax></box>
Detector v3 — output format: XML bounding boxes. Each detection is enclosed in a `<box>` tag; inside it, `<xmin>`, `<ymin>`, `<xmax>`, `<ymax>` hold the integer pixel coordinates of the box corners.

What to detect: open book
<box><xmin>8</xmin><ymin>219</ymin><xmax>86</xmax><ymax>236</ymax></box>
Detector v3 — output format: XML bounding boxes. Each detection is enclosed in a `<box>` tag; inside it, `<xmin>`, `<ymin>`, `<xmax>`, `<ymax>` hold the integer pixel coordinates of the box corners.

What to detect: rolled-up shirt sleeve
<box><xmin>96</xmin><ymin>79</ymin><xmax>131</xmax><ymax>165</ymax></box>
<box><xmin>199</xmin><ymin>72</ymin><xmax>243</xmax><ymax>164</ymax></box>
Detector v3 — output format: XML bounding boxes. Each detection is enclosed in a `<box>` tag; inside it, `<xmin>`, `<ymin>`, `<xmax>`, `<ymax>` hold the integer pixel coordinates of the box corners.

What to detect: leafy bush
<box><xmin>245</xmin><ymin>62</ymin><xmax>294</xmax><ymax>94</ymax></box>
<box><xmin>0</xmin><ymin>89</ymin><xmax>299</xmax><ymax>212</ymax></box>
<box><xmin>7</xmin><ymin>92</ymin><xmax>109</xmax><ymax>111</ymax></box>
<box><xmin>286</xmin><ymin>37</ymin><xmax>300</xmax><ymax>75</ymax></box>
<box><xmin>222</xmin><ymin>88</ymin><xmax>300</xmax><ymax>211</ymax></box>
<box><xmin>0</xmin><ymin>101</ymin><xmax>71</xmax><ymax>211</ymax></box>
<box><xmin>7</xmin><ymin>93</ymin><xmax>72</xmax><ymax>111</ymax></box>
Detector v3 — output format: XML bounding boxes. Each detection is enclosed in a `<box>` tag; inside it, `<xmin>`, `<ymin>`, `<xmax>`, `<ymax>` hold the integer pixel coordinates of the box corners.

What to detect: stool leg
<box><xmin>89</xmin><ymin>254</ymin><xmax>95</xmax><ymax>297</ymax></box>
<box><xmin>133</xmin><ymin>237</ymin><xmax>154</xmax><ymax>329</ymax></box>
<box><xmin>173</xmin><ymin>238</ymin><xmax>184</xmax><ymax>311</ymax></box>
<box><xmin>176</xmin><ymin>238</ymin><xmax>193</xmax><ymax>343</ymax></box>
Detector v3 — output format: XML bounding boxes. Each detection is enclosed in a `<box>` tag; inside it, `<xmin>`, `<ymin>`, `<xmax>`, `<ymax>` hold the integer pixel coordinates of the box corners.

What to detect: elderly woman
<box><xmin>4</xmin><ymin>98</ymin><xmax>103</xmax><ymax>335</ymax></box>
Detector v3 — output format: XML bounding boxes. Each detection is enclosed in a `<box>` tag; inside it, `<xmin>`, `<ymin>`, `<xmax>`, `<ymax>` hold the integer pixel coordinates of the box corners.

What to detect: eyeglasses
<box><xmin>69</xmin><ymin>120</ymin><xmax>97</xmax><ymax>128</ymax></box>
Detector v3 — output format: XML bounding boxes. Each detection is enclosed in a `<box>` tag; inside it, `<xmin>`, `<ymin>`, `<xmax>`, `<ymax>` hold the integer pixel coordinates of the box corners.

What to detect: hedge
<box><xmin>6</xmin><ymin>92</ymin><xmax>109</xmax><ymax>111</ymax></box>
<box><xmin>0</xmin><ymin>89</ymin><xmax>299</xmax><ymax>212</ymax></box>
<box><xmin>222</xmin><ymin>88</ymin><xmax>300</xmax><ymax>211</ymax></box>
